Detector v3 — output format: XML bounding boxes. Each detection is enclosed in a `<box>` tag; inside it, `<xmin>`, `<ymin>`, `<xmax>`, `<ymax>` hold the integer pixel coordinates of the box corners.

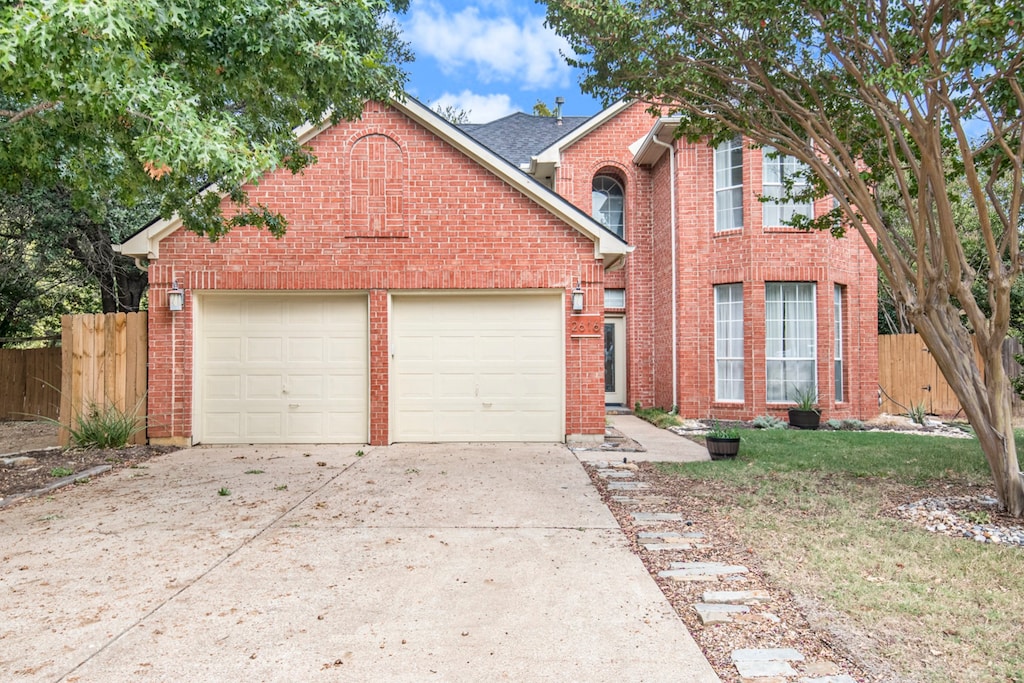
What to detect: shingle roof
<box><xmin>458</xmin><ymin>112</ymin><xmax>592</xmax><ymax>167</ymax></box>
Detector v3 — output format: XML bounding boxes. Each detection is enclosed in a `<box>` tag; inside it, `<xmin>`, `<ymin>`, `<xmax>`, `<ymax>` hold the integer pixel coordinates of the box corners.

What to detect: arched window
<box><xmin>592</xmin><ymin>175</ymin><xmax>624</xmax><ymax>238</ymax></box>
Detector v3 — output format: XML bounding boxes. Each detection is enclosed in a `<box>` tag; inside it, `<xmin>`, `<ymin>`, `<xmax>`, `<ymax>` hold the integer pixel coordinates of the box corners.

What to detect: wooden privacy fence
<box><xmin>878</xmin><ymin>334</ymin><xmax>1024</xmax><ymax>417</ymax></box>
<box><xmin>59</xmin><ymin>312</ymin><xmax>148</xmax><ymax>446</ymax></box>
<box><xmin>0</xmin><ymin>346</ymin><xmax>62</xmax><ymax>420</ymax></box>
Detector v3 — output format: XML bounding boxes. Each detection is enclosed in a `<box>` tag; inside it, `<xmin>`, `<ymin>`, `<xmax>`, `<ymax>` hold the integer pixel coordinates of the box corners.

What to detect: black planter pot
<box><xmin>788</xmin><ymin>408</ymin><xmax>821</xmax><ymax>430</ymax></box>
<box><xmin>705</xmin><ymin>436</ymin><xmax>740</xmax><ymax>460</ymax></box>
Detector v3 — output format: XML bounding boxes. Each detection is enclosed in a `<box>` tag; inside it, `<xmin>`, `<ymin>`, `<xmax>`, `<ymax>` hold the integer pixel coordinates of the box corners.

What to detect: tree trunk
<box><xmin>66</xmin><ymin>217</ymin><xmax>148</xmax><ymax>313</ymax></box>
<box><xmin>915</xmin><ymin>315</ymin><xmax>1024</xmax><ymax>516</ymax></box>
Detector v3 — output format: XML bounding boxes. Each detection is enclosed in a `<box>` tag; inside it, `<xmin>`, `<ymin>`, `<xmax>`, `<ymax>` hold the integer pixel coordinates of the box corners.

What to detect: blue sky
<box><xmin>395</xmin><ymin>0</ymin><xmax>604</xmax><ymax>122</ymax></box>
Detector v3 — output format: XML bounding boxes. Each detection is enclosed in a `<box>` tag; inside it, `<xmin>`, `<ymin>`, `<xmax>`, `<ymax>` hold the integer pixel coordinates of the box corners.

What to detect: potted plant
<box><xmin>705</xmin><ymin>422</ymin><xmax>741</xmax><ymax>459</ymax></box>
<box><xmin>787</xmin><ymin>385</ymin><xmax>821</xmax><ymax>430</ymax></box>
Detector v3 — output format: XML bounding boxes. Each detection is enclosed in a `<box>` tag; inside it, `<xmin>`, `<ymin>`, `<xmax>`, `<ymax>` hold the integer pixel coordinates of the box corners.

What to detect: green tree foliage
<box><xmin>0</xmin><ymin>199</ymin><xmax>99</xmax><ymax>343</ymax></box>
<box><xmin>0</xmin><ymin>185</ymin><xmax>160</xmax><ymax>345</ymax></box>
<box><xmin>546</xmin><ymin>0</ymin><xmax>1024</xmax><ymax>515</ymax></box>
<box><xmin>433</xmin><ymin>104</ymin><xmax>472</xmax><ymax>124</ymax></box>
<box><xmin>0</xmin><ymin>0</ymin><xmax>410</xmax><ymax>240</ymax></box>
<box><xmin>532</xmin><ymin>99</ymin><xmax>555</xmax><ymax>117</ymax></box>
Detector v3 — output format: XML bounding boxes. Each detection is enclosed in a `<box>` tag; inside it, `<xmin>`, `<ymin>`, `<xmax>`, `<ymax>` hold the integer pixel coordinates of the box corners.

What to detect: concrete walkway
<box><xmin>1</xmin><ymin>443</ymin><xmax>719</xmax><ymax>682</ymax></box>
<box><xmin>596</xmin><ymin>414</ymin><xmax>711</xmax><ymax>463</ymax></box>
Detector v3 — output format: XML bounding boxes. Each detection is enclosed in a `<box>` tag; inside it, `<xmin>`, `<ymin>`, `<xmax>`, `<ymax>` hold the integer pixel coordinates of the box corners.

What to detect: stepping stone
<box><xmin>638</xmin><ymin>531</ymin><xmax>705</xmax><ymax>540</ymax></box>
<box><xmin>797</xmin><ymin>676</ymin><xmax>857</xmax><ymax>683</ymax></box>
<box><xmin>703</xmin><ymin>589</ymin><xmax>771</xmax><ymax>605</ymax></box>
<box><xmin>732</xmin><ymin>648</ymin><xmax>805</xmax><ymax>663</ymax></box>
<box><xmin>670</xmin><ymin>561</ymin><xmax>748</xmax><ymax>572</ymax></box>
<box><xmin>734</xmin><ymin>660</ymin><xmax>798</xmax><ymax>678</ymax></box>
<box><xmin>659</xmin><ymin>562</ymin><xmax>749</xmax><ymax>580</ymax></box>
<box><xmin>641</xmin><ymin>542</ymin><xmax>709</xmax><ymax>551</ymax></box>
<box><xmin>608</xmin><ymin>481</ymin><xmax>650</xmax><ymax>490</ymax></box>
<box><xmin>597</xmin><ymin>470</ymin><xmax>636</xmax><ymax>478</ymax></box>
<box><xmin>693</xmin><ymin>602</ymin><xmax>749</xmax><ymax>624</ymax></box>
<box><xmin>631</xmin><ymin>512</ymin><xmax>685</xmax><ymax>522</ymax></box>
<box><xmin>610</xmin><ymin>496</ymin><xmax>642</xmax><ymax>504</ymax></box>
<box><xmin>801</xmin><ymin>662</ymin><xmax>841</xmax><ymax>677</ymax></box>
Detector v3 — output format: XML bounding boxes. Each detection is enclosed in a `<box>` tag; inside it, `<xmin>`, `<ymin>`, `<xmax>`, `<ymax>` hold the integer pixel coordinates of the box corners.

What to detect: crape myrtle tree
<box><xmin>1</xmin><ymin>0</ymin><xmax>410</xmax><ymax>240</ymax></box>
<box><xmin>545</xmin><ymin>0</ymin><xmax>1024</xmax><ymax>515</ymax></box>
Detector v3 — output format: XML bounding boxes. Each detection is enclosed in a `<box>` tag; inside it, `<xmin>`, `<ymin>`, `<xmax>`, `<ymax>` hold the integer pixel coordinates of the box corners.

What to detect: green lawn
<box><xmin>673</xmin><ymin>428</ymin><xmax>995</xmax><ymax>484</ymax></box>
<box><xmin>659</xmin><ymin>428</ymin><xmax>1024</xmax><ymax>683</ymax></box>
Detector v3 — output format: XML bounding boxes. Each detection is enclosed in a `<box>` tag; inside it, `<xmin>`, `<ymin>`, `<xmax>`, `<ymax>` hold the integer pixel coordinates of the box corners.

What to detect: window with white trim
<box><xmin>715</xmin><ymin>284</ymin><xmax>744</xmax><ymax>401</ymax></box>
<box><xmin>765</xmin><ymin>282</ymin><xmax>816</xmax><ymax>401</ymax></box>
<box><xmin>834</xmin><ymin>284</ymin><xmax>844</xmax><ymax>402</ymax></box>
<box><xmin>592</xmin><ymin>175</ymin><xmax>624</xmax><ymax>238</ymax></box>
<box><xmin>604</xmin><ymin>288</ymin><xmax>626</xmax><ymax>309</ymax></box>
<box><xmin>762</xmin><ymin>147</ymin><xmax>812</xmax><ymax>227</ymax></box>
<box><xmin>714</xmin><ymin>137</ymin><xmax>743</xmax><ymax>232</ymax></box>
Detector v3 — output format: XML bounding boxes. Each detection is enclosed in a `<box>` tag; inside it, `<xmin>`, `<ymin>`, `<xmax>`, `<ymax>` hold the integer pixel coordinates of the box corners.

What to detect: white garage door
<box><xmin>392</xmin><ymin>293</ymin><xmax>563</xmax><ymax>442</ymax></box>
<box><xmin>196</xmin><ymin>294</ymin><xmax>368</xmax><ymax>444</ymax></box>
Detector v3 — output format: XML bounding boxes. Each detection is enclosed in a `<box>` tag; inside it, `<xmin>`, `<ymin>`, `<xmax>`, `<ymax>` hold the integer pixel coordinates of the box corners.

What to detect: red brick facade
<box><xmin>144</xmin><ymin>101</ymin><xmax>610</xmax><ymax>445</ymax></box>
<box><xmin>139</xmin><ymin>98</ymin><xmax>879</xmax><ymax>445</ymax></box>
<box><xmin>556</xmin><ymin>103</ymin><xmax>878</xmax><ymax>421</ymax></box>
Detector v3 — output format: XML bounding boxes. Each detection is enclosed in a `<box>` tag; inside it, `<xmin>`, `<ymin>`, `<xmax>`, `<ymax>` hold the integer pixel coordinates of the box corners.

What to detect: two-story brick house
<box><xmin>119</xmin><ymin>97</ymin><xmax>877</xmax><ymax>446</ymax></box>
<box><xmin>461</xmin><ymin>100</ymin><xmax>877</xmax><ymax>424</ymax></box>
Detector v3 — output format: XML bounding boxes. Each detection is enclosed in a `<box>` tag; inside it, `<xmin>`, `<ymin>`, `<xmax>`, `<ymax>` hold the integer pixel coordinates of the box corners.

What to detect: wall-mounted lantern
<box><xmin>571</xmin><ymin>285</ymin><xmax>585</xmax><ymax>313</ymax></box>
<box><xmin>168</xmin><ymin>280</ymin><xmax>185</xmax><ymax>312</ymax></box>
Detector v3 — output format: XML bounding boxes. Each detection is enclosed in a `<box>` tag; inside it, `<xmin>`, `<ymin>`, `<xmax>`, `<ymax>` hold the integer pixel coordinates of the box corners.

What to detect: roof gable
<box><xmin>117</xmin><ymin>97</ymin><xmax>629</xmax><ymax>269</ymax></box>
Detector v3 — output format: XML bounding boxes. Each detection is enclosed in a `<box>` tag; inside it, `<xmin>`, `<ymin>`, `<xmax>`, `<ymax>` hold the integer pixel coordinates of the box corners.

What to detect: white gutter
<box><xmin>648</xmin><ymin>135</ymin><xmax>678</xmax><ymax>410</ymax></box>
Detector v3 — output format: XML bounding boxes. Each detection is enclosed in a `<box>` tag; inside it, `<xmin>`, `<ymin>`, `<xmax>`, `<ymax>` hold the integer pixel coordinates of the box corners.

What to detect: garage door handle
<box><xmin>482</xmin><ymin>402</ymin><xmax>492</xmax><ymax>408</ymax></box>
<box><xmin>289</xmin><ymin>403</ymin><xmax>300</xmax><ymax>409</ymax></box>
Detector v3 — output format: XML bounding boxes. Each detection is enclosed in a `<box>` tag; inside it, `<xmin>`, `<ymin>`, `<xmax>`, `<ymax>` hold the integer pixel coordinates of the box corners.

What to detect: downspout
<box><xmin>649</xmin><ymin>134</ymin><xmax>678</xmax><ymax>410</ymax></box>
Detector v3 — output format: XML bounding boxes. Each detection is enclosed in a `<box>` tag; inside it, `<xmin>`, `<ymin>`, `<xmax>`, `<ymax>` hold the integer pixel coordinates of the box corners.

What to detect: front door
<box><xmin>604</xmin><ymin>316</ymin><xmax>626</xmax><ymax>404</ymax></box>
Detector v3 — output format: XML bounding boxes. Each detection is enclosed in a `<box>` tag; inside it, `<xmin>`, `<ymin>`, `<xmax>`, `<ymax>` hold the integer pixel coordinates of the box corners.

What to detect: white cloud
<box><xmin>404</xmin><ymin>1</ymin><xmax>573</xmax><ymax>89</ymax></box>
<box><xmin>432</xmin><ymin>91</ymin><xmax>520</xmax><ymax>123</ymax></box>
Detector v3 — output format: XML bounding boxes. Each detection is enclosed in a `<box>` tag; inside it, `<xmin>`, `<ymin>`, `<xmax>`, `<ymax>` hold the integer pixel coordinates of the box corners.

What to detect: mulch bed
<box><xmin>1</xmin><ymin>445</ymin><xmax>178</xmax><ymax>505</ymax></box>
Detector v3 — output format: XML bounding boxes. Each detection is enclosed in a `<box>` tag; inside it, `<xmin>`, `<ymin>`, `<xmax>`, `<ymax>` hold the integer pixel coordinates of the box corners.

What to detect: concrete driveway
<box><xmin>1</xmin><ymin>443</ymin><xmax>719</xmax><ymax>682</ymax></box>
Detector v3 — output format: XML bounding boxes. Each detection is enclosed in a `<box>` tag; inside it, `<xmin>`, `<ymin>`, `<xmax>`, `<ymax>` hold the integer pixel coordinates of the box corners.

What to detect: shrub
<box><xmin>634</xmin><ymin>405</ymin><xmax>683</xmax><ymax>429</ymax></box>
<box><xmin>908</xmin><ymin>402</ymin><xmax>928</xmax><ymax>425</ymax></box>
<box><xmin>66</xmin><ymin>401</ymin><xmax>144</xmax><ymax>449</ymax></box>
<box><xmin>752</xmin><ymin>414</ymin><xmax>787</xmax><ymax>430</ymax></box>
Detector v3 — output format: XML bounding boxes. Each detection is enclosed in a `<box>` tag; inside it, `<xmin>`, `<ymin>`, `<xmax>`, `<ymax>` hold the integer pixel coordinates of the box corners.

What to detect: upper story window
<box><xmin>592</xmin><ymin>175</ymin><xmax>624</xmax><ymax>238</ymax></box>
<box><xmin>762</xmin><ymin>147</ymin><xmax>813</xmax><ymax>227</ymax></box>
<box><xmin>714</xmin><ymin>137</ymin><xmax>744</xmax><ymax>232</ymax></box>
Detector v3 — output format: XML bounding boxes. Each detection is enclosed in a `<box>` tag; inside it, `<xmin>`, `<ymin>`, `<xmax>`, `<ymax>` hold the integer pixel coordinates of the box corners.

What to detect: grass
<box><xmin>659</xmin><ymin>428</ymin><xmax>1024</xmax><ymax>683</ymax></box>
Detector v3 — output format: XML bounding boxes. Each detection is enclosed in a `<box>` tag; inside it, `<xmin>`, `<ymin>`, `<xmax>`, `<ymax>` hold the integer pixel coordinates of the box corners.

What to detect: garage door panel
<box><xmin>477</xmin><ymin>373</ymin><xmax>516</xmax><ymax>397</ymax></box>
<box><xmin>393</xmin><ymin>294</ymin><xmax>562</xmax><ymax>442</ymax></box>
<box><xmin>206</xmin><ymin>338</ymin><xmax>242</xmax><ymax>363</ymax></box>
<box><xmin>287</xmin><ymin>374</ymin><xmax>325</xmax><ymax>399</ymax></box>
<box><xmin>247</xmin><ymin>338</ymin><xmax>283</xmax><ymax>363</ymax></box>
<box><xmin>203</xmin><ymin>376</ymin><xmax>241</xmax><ymax>400</ymax></box>
<box><xmin>245</xmin><ymin>375</ymin><xmax>283</xmax><ymax>400</ymax></box>
<box><xmin>519</xmin><ymin>336</ymin><xmax>560</xmax><ymax>361</ymax></box>
<box><xmin>288</xmin><ymin>338</ymin><xmax>325</xmax><ymax>363</ymax></box>
<box><xmin>248</xmin><ymin>303</ymin><xmax>284</xmax><ymax>325</ymax></box>
<box><xmin>245</xmin><ymin>414</ymin><xmax>284</xmax><ymax>438</ymax></box>
<box><xmin>438</xmin><ymin>336</ymin><xmax>476</xmax><ymax>361</ymax></box>
<box><xmin>437</xmin><ymin>373</ymin><xmax>475</xmax><ymax>398</ymax></box>
<box><xmin>286</xmin><ymin>412</ymin><xmax>323</xmax><ymax>438</ymax></box>
<box><xmin>198</xmin><ymin>294</ymin><xmax>368</xmax><ymax>444</ymax></box>
<box><xmin>327</xmin><ymin>338</ymin><xmax>367</xmax><ymax>362</ymax></box>
<box><xmin>479</xmin><ymin>336</ymin><xmax>514</xmax><ymax>360</ymax></box>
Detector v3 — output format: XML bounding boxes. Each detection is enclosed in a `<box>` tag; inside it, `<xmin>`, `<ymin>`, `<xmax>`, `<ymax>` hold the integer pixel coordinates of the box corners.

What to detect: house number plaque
<box><xmin>569</xmin><ymin>315</ymin><xmax>602</xmax><ymax>337</ymax></box>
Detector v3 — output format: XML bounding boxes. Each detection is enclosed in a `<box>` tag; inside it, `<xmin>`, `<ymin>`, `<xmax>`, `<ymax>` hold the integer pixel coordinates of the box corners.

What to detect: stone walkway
<box><xmin>593</xmin><ymin>460</ymin><xmax>860</xmax><ymax>683</ymax></box>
